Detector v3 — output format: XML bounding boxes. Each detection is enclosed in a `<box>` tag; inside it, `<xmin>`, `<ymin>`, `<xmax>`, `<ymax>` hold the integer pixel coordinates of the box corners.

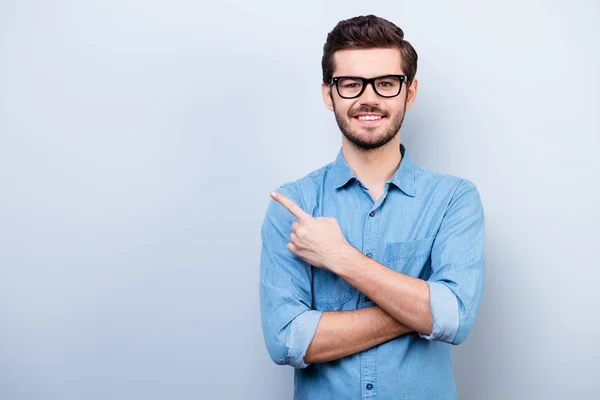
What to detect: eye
<box><xmin>377</xmin><ymin>80</ymin><xmax>398</xmax><ymax>88</ymax></box>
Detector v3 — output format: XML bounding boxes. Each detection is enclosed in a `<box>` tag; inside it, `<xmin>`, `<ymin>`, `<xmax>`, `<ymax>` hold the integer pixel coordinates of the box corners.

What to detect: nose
<box><xmin>358</xmin><ymin>81</ymin><xmax>380</xmax><ymax>105</ymax></box>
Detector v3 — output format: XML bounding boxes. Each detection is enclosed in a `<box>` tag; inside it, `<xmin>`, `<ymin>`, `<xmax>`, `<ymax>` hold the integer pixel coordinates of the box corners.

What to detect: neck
<box><xmin>341</xmin><ymin>135</ymin><xmax>402</xmax><ymax>189</ymax></box>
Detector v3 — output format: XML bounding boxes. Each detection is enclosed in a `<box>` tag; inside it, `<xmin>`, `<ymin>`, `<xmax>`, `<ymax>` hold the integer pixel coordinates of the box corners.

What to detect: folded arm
<box><xmin>304</xmin><ymin>306</ymin><xmax>411</xmax><ymax>364</ymax></box>
<box><xmin>259</xmin><ymin>185</ymin><xmax>412</xmax><ymax>369</ymax></box>
<box><xmin>333</xmin><ymin>179</ymin><xmax>486</xmax><ymax>344</ymax></box>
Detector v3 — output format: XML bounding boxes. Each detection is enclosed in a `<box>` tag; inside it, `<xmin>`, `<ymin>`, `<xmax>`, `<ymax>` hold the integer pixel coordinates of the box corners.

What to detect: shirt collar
<box><xmin>331</xmin><ymin>143</ymin><xmax>416</xmax><ymax>197</ymax></box>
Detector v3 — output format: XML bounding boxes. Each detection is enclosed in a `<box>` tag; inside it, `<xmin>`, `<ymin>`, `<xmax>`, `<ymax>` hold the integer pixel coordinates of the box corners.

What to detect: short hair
<box><xmin>321</xmin><ymin>15</ymin><xmax>418</xmax><ymax>84</ymax></box>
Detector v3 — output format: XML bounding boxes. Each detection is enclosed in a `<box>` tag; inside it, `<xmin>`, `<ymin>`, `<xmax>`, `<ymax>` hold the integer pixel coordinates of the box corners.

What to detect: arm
<box><xmin>260</xmin><ymin>185</ymin><xmax>412</xmax><ymax>369</ymax></box>
<box><xmin>304</xmin><ymin>306</ymin><xmax>412</xmax><ymax>364</ymax></box>
<box><xmin>334</xmin><ymin>180</ymin><xmax>486</xmax><ymax>344</ymax></box>
<box><xmin>334</xmin><ymin>251</ymin><xmax>433</xmax><ymax>335</ymax></box>
<box><xmin>259</xmin><ymin>185</ymin><xmax>319</xmax><ymax>369</ymax></box>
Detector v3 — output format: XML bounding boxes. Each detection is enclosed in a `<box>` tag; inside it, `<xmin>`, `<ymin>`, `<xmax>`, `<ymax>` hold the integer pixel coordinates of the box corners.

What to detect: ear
<box><xmin>405</xmin><ymin>78</ymin><xmax>419</xmax><ymax>110</ymax></box>
<box><xmin>322</xmin><ymin>82</ymin><xmax>334</xmax><ymax>112</ymax></box>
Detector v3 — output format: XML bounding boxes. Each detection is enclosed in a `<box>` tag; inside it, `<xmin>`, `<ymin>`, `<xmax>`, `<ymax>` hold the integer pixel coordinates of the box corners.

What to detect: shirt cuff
<box><xmin>285</xmin><ymin>310</ymin><xmax>323</xmax><ymax>368</ymax></box>
<box><xmin>419</xmin><ymin>281</ymin><xmax>459</xmax><ymax>343</ymax></box>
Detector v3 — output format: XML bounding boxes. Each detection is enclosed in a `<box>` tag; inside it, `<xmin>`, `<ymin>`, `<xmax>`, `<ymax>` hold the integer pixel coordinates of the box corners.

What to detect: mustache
<box><xmin>349</xmin><ymin>106</ymin><xmax>388</xmax><ymax>117</ymax></box>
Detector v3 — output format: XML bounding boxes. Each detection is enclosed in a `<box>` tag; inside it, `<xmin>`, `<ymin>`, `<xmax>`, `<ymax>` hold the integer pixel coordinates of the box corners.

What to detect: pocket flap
<box><xmin>383</xmin><ymin>237</ymin><xmax>435</xmax><ymax>262</ymax></box>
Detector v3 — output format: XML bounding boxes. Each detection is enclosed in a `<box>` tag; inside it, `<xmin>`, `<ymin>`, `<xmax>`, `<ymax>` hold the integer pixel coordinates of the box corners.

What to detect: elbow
<box><xmin>451</xmin><ymin>326</ymin><xmax>470</xmax><ymax>346</ymax></box>
<box><xmin>420</xmin><ymin>281</ymin><xmax>461</xmax><ymax>344</ymax></box>
<box><xmin>451</xmin><ymin>279</ymin><xmax>485</xmax><ymax>345</ymax></box>
<box><xmin>261</xmin><ymin>307</ymin><xmax>322</xmax><ymax>369</ymax></box>
<box><xmin>265</xmin><ymin>340</ymin><xmax>310</xmax><ymax>369</ymax></box>
<box><xmin>450</xmin><ymin>298</ymin><xmax>481</xmax><ymax>345</ymax></box>
<box><xmin>424</xmin><ymin>275</ymin><xmax>484</xmax><ymax>345</ymax></box>
<box><xmin>451</xmin><ymin>327</ymin><xmax>467</xmax><ymax>345</ymax></box>
<box><xmin>452</xmin><ymin>337</ymin><xmax>466</xmax><ymax>346</ymax></box>
<box><xmin>264</xmin><ymin>335</ymin><xmax>287</xmax><ymax>366</ymax></box>
<box><xmin>263</xmin><ymin>328</ymin><xmax>312</xmax><ymax>369</ymax></box>
<box><xmin>451</xmin><ymin>310</ymin><xmax>477</xmax><ymax>345</ymax></box>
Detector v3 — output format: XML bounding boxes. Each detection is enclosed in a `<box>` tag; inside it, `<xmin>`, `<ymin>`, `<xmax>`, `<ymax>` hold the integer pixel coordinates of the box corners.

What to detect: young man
<box><xmin>259</xmin><ymin>15</ymin><xmax>485</xmax><ymax>400</ymax></box>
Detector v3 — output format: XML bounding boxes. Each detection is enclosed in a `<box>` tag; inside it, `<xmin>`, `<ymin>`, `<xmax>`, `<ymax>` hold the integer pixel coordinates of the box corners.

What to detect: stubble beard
<box><xmin>332</xmin><ymin>94</ymin><xmax>408</xmax><ymax>151</ymax></box>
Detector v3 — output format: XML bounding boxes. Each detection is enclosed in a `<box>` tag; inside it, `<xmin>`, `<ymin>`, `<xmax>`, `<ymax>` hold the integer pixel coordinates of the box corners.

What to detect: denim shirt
<box><xmin>259</xmin><ymin>144</ymin><xmax>485</xmax><ymax>400</ymax></box>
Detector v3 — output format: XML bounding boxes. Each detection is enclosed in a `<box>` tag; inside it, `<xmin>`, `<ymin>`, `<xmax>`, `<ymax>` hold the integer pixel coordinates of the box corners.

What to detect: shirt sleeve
<box><xmin>419</xmin><ymin>179</ymin><xmax>486</xmax><ymax>345</ymax></box>
<box><xmin>259</xmin><ymin>184</ymin><xmax>323</xmax><ymax>368</ymax></box>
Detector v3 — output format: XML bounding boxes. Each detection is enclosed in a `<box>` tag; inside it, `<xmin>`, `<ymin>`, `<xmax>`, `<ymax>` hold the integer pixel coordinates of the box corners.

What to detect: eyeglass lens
<box><xmin>337</xmin><ymin>76</ymin><xmax>402</xmax><ymax>98</ymax></box>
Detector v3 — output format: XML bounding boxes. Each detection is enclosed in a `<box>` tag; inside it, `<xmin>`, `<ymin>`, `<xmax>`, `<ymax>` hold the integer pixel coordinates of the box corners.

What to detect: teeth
<box><xmin>358</xmin><ymin>115</ymin><xmax>382</xmax><ymax>121</ymax></box>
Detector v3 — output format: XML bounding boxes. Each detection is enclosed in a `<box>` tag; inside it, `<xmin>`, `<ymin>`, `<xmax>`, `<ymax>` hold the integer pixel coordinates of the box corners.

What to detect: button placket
<box><xmin>361</xmin><ymin>197</ymin><xmax>379</xmax><ymax>399</ymax></box>
<box><xmin>363</xmin><ymin>208</ymin><xmax>378</xmax><ymax>305</ymax></box>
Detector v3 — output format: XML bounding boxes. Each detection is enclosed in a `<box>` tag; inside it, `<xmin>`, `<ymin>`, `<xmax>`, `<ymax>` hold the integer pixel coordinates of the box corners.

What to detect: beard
<box><xmin>332</xmin><ymin>94</ymin><xmax>408</xmax><ymax>150</ymax></box>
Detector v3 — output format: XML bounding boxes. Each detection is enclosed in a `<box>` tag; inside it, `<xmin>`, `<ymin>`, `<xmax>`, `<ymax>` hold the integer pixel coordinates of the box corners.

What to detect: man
<box><xmin>259</xmin><ymin>14</ymin><xmax>485</xmax><ymax>400</ymax></box>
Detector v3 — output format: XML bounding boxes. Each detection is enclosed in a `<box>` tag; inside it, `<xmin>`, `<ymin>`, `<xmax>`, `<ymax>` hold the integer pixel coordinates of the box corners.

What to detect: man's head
<box><xmin>321</xmin><ymin>15</ymin><xmax>419</xmax><ymax>150</ymax></box>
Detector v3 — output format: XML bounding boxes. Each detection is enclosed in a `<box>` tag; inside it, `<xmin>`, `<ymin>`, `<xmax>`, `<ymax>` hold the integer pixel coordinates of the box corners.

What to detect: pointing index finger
<box><xmin>270</xmin><ymin>191</ymin><xmax>312</xmax><ymax>221</ymax></box>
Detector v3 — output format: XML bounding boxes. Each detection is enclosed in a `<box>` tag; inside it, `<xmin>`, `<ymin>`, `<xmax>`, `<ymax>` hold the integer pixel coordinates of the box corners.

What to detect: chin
<box><xmin>344</xmin><ymin>134</ymin><xmax>396</xmax><ymax>150</ymax></box>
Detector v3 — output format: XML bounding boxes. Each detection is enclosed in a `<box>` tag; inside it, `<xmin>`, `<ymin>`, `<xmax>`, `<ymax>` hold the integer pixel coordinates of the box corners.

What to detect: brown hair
<box><xmin>321</xmin><ymin>15</ymin><xmax>418</xmax><ymax>84</ymax></box>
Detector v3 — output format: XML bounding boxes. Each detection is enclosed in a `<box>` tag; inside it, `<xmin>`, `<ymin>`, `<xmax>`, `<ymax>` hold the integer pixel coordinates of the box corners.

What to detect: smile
<box><xmin>357</xmin><ymin>115</ymin><xmax>382</xmax><ymax>121</ymax></box>
<box><xmin>353</xmin><ymin>114</ymin><xmax>385</xmax><ymax>125</ymax></box>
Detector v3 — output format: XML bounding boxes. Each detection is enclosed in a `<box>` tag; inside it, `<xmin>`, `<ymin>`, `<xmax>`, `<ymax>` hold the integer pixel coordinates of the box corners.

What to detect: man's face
<box><xmin>322</xmin><ymin>48</ymin><xmax>418</xmax><ymax>150</ymax></box>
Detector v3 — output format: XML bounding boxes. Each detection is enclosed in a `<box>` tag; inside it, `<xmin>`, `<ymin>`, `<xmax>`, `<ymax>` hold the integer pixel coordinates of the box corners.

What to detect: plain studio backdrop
<box><xmin>1</xmin><ymin>1</ymin><xmax>598</xmax><ymax>399</ymax></box>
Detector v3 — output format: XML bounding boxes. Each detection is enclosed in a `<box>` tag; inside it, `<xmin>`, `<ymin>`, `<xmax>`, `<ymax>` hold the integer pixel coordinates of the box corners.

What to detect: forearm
<box><xmin>304</xmin><ymin>305</ymin><xmax>412</xmax><ymax>364</ymax></box>
<box><xmin>333</xmin><ymin>247</ymin><xmax>433</xmax><ymax>336</ymax></box>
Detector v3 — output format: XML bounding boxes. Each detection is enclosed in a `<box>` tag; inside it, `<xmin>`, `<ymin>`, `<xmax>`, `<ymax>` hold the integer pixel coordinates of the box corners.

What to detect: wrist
<box><xmin>328</xmin><ymin>243</ymin><xmax>361</xmax><ymax>275</ymax></box>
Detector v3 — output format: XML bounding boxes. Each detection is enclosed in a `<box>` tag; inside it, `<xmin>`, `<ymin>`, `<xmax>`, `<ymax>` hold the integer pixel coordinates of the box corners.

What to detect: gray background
<box><xmin>1</xmin><ymin>0</ymin><xmax>598</xmax><ymax>399</ymax></box>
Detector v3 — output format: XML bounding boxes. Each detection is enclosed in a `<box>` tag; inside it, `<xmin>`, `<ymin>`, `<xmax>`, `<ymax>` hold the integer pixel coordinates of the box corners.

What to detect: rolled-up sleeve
<box><xmin>419</xmin><ymin>179</ymin><xmax>485</xmax><ymax>345</ymax></box>
<box><xmin>259</xmin><ymin>184</ymin><xmax>322</xmax><ymax>368</ymax></box>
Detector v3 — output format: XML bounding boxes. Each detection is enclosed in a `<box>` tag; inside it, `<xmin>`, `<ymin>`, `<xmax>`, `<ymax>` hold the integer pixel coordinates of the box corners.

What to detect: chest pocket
<box><xmin>312</xmin><ymin>268</ymin><xmax>353</xmax><ymax>311</ymax></box>
<box><xmin>383</xmin><ymin>237</ymin><xmax>435</xmax><ymax>278</ymax></box>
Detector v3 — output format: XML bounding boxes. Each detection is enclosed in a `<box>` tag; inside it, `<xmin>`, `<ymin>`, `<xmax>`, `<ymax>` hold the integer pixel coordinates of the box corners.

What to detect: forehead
<box><xmin>332</xmin><ymin>47</ymin><xmax>404</xmax><ymax>77</ymax></box>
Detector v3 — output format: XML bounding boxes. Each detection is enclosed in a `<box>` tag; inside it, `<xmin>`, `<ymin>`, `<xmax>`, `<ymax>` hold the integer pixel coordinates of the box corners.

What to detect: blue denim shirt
<box><xmin>259</xmin><ymin>144</ymin><xmax>485</xmax><ymax>400</ymax></box>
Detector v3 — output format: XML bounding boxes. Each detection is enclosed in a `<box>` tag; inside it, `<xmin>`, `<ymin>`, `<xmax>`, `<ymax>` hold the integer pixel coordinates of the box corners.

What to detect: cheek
<box><xmin>333</xmin><ymin>99</ymin><xmax>354</xmax><ymax>116</ymax></box>
<box><xmin>387</xmin><ymin>100</ymin><xmax>406</xmax><ymax>115</ymax></box>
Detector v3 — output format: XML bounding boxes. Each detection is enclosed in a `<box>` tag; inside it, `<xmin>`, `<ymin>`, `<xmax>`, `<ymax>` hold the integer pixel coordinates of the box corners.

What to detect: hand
<box><xmin>270</xmin><ymin>191</ymin><xmax>351</xmax><ymax>270</ymax></box>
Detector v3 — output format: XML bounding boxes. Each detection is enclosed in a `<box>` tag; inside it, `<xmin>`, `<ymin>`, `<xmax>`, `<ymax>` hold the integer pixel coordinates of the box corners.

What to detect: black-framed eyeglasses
<box><xmin>330</xmin><ymin>74</ymin><xmax>408</xmax><ymax>99</ymax></box>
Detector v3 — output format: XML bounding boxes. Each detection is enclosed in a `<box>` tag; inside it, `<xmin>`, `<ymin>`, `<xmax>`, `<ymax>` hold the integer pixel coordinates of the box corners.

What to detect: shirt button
<box><xmin>366</xmin><ymin>253</ymin><xmax>373</xmax><ymax>258</ymax></box>
<box><xmin>366</xmin><ymin>383</ymin><xmax>373</xmax><ymax>390</ymax></box>
<box><xmin>369</xmin><ymin>211</ymin><xmax>375</xmax><ymax>217</ymax></box>
<box><xmin>365</xmin><ymin>297</ymin><xmax>371</xmax><ymax>302</ymax></box>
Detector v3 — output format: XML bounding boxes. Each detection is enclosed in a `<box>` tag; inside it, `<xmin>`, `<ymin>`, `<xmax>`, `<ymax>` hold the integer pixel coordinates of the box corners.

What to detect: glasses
<box><xmin>330</xmin><ymin>74</ymin><xmax>408</xmax><ymax>99</ymax></box>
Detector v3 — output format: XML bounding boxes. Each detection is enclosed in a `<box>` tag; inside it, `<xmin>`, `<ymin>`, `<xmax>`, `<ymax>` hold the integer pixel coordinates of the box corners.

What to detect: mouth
<box><xmin>352</xmin><ymin>113</ymin><xmax>385</xmax><ymax>126</ymax></box>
